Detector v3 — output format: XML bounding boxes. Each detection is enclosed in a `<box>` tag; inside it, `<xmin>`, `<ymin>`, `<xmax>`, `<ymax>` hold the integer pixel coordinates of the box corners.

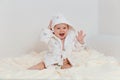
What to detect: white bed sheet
<box><xmin>0</xmin><ymin>49</ymin><xmax>120</xmax><ymax>80</ymax></box>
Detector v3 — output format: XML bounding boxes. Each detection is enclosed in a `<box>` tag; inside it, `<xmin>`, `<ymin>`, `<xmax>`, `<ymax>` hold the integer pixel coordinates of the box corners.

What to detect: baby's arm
<box><xmin>76</xmin><ymin>30</ymin><xmax>86</xmax><ymax>44</ymax></box>
<box><xmin>40</xmin><ymin>28</ymin><xmax>53</xmax><ymax>44</ymax></box>
<box><xmin>74</xmin><ymin>30</ymin><xmax>86</xmax><ymax>51</ymax></box>
<box><xmin>40</xmin><ymin>20</ymin><xmax>54</xmax><ymax>43</ymax></box>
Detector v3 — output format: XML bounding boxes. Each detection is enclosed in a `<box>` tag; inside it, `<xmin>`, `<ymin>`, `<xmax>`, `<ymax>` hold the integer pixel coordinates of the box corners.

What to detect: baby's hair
<box><xmin>54</xmin><ymin>23</ymin><xmax>70</xmax><ymax>29</ymax></box>
<box><xmin>67</xmin><ymin>24</ymin><xmax>70</xmax><ymax>29</ymax></box>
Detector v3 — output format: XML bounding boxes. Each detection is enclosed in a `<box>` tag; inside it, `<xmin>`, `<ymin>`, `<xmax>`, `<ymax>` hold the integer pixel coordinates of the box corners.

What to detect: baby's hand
<box><xmin>76</xmin><ymin>30</ymin><xmax>86</xmax><ymax>44</ymax></box>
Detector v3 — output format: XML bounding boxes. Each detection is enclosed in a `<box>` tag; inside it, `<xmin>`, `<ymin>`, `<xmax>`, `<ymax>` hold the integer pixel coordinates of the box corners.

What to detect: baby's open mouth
<box><xmin>59</xmin><ymin>33</ymin><xmax>65</xmax><ymax>36</ymax></box>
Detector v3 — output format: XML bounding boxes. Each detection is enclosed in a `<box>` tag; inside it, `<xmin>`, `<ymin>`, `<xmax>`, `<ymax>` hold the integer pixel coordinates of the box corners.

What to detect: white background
<box><xmin>0</xmin><ymin>0</ymin><xmax>120</xmax><ymax>58</ymax></box>
<box><xmin>99</xmin><ymin>0</ymin><xmax>120</xmax><ymax>35</ymax></box>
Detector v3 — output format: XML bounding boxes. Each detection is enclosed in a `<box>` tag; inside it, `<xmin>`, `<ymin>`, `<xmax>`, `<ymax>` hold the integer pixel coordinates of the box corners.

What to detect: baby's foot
<box><xmin>28</xmin><ymin>62</ymin><xmax>46</xmax><ymax>70</ymax></box>
<box><xmin>61</xmin><ymin>58</ymin><xmax>72</xmax><ymax>69</ymax></box>
<box><xmin>61</xmin><ymin>63</ymin><xmax>72</xmax><ymax>69</ymax></box>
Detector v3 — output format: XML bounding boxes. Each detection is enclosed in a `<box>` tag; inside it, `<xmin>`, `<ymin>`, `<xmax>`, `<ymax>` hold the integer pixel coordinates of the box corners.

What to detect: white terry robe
<box><xmin>40</xmin><ymin>28</ymin><xmax>85</xmax><ymax>68</ymax></box>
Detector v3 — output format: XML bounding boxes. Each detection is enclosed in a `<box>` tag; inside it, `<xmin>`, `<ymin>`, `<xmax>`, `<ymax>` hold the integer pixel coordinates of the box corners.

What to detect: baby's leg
<box><xmin>61</xmin><ymin>58</ymin><xmax>72</xmax><ymax>69</ymax></box>
<box><xmin>28</xmin><ymin>61</ymin><xmax>46</xmax><ymax>70</ymax></box>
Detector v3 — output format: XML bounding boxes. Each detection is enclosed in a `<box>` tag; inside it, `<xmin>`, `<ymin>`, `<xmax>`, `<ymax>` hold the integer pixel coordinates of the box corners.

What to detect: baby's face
<box><xmin>54</xmin><ymin>23</ymin><xmax>69</xmax><ymax>40</ymax></box>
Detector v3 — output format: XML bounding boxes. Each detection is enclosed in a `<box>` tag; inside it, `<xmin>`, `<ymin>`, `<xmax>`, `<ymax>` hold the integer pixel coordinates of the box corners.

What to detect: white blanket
<box><xmin>0</xmin><ymin>49</ymin><xmax>120</xmax><ymax>80</ymax></box>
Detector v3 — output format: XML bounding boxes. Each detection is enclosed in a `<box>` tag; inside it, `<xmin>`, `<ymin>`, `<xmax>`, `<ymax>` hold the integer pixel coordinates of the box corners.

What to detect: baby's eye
<box><xmin>57</xmin><ymin>28</ymin><xmax>60</xmax><ymax>29</ymax></box>
<box><xmin>63</xmin><ymin>27</ymin><xmax>66</xmax><ymax>29</ymax></box>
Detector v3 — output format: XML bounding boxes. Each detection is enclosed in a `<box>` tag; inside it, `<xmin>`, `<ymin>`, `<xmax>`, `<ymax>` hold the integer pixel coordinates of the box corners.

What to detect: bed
<box><xmin>0</xmin><ymin>49</ymin><xmax>120</xmax><ymax>80</ymax></box>
<box><xmin>0</xmin><ymin>34</ymin><xmax>120</xmax><ymax>80</ymax></box>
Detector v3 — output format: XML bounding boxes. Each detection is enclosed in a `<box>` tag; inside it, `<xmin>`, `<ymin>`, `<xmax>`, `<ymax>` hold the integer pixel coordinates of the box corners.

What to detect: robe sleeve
<box><xmin>44</xmin><ymin>38</ymin><xmax>63</xmax><ymax>67</ymax></box>
<box><xmin>40</xmin><ymin>28</ymin><xmax>53</xmax><ymax>44</ymax></box>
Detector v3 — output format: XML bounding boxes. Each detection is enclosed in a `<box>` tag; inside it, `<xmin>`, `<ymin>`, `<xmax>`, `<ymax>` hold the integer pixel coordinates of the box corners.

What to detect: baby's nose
<box><xmin>60</xmin><ymin>29</ymin><xmax>64</xmax><ymax>31</ymax></box>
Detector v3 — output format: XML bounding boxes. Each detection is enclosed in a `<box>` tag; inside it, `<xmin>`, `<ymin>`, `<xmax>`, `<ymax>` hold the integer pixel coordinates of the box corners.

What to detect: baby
<box><xmin>28</xmin><ymin>14</ymin><xmax>86</xmax><ymax>70</ymax></box>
